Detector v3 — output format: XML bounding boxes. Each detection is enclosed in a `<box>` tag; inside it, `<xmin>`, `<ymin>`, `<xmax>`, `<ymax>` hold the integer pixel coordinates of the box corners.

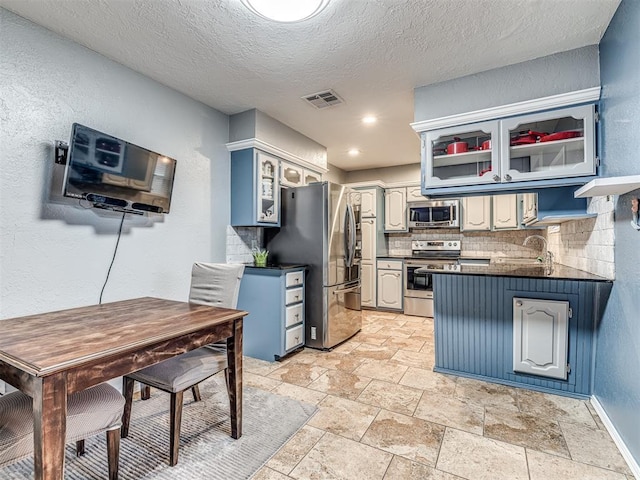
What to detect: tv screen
<box><xmin>62</xmin><ymin>123</ymin><xmax>177</xmax><ymax>214</ymax></box>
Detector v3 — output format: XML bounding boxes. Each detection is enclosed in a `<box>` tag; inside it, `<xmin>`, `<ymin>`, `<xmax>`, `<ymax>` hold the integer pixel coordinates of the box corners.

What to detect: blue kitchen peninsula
<box><xmin>432</xmin><ymin>264</ymin><xmax>612</xmax><ymax>399</ymax></box>
<box><xmin>237</xmin><ymin>264</ymin><xmax>307</xmax><ymax>362</ymax></box>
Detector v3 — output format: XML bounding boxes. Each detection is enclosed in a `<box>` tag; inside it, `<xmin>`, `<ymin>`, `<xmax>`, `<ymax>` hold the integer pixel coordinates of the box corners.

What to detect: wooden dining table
<box><xmin>0</xmin><ymin>296</ymin><xmax>247</xmax><ymax>480</ymax></box>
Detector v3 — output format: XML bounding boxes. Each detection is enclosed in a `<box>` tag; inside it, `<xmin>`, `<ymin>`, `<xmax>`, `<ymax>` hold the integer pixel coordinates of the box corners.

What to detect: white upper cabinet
<box><xmin>406</xmin><ymin>185</ymin><xmax>426</xmax><ymax>202</ymax></box>
<box><xmin>384</xmin><ymin>187</ymin><xmax>407</xmax><ymax>232</ymax></box>
<box><xmin>303</xmin><ymin>169</ymin><xmax>322</xmax><ymax>185</ymax></box>
<box><xmin>280</xmin><ymin>161</ymin><xmax>304</xmax><ymax>188</ymax></box>
<box><xmin>256</xmin><ymin>151</ymin><xmax>279</xmax><ymax>224</ymax></box>
<box><xmin>360</xmin><ymin>188</ymin><xmax>378</xmax><ymax>218</ymax></box>
<box><xmin>360</xmin><ymin>218</ymin><xmax>376</xmax><ymax>262</ymax></box>
<box><xmin>461</xmin><ymin>196</ymin><xmax>491</xmax><ymax>231</ymax></box>
<box><xmin>424</xmin><ymin>121</ymin><xmax>500</xmax><ymax>188</ymax></box>
<box><xmin>500</xmin><ymin>104</ymin><xmax>596</xmax><ymax>183</ymax></box>
<box><xmin>492</xmin><ymin>194</ymin><xmax>518</xmax><ymax>230</ymax></box>
<box><xmin>422</xmin><ymin>103</ymin><xmax>597</xmax><ymax>191</ymax></box>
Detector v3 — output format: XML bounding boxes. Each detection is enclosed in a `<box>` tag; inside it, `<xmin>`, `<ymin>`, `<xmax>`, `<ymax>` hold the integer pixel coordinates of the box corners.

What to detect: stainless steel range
<box><xmin>404</xmin><ymin>240</ymin><xmax>460</xmax><ymax>317</ymax></box>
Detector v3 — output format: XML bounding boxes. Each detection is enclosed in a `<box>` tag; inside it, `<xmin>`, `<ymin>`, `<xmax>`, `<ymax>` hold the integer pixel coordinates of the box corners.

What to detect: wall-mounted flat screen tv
<box><xmin>62</xmin><ymin>123</ymin><xmax>177</xmax><ymax>214</ymax></box>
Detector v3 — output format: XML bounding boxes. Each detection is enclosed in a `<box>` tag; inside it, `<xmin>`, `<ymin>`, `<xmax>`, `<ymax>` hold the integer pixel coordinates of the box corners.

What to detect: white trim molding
<box><xmin>590</xmin><ymin>395</ymin><xmax>640</xmax><ymax>479</ymax></box>
<box><xmin>411</xmin><ymin>87</ymin><xmax>601</xmax><ymax>133</ymax></box>
<box><xmin>226</xmin><ymin>138</ymin><xmax>328</xmax><ymax>173</ymax></box>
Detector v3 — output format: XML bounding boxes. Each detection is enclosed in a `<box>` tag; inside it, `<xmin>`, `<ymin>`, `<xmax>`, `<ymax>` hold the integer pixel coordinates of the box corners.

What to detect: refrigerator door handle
<box><xmin>345</xmin><ymin>203</ymin><xmax>356</xmax><ymax>267</ymax></box>
<box><xmin>344</xmin><ymin>203</ymin><xmax>353</xmax><ymax>267</ymax></box>
<box><xmin>332</xmin><ymin>284</ymin><xmax>360</xmax><ymax>295</ymax></box>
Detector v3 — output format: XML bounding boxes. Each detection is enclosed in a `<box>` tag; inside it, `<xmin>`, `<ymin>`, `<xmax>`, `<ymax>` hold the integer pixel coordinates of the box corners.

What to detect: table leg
<box><xmin>33</xmin><ymin>373</ymin><xmax>67</xmax><ymax>480</ymax></box>
<box><xmin>226</xmin><ymin>318</ymin><xmax>243</xmax><ymax>439</ymax></box>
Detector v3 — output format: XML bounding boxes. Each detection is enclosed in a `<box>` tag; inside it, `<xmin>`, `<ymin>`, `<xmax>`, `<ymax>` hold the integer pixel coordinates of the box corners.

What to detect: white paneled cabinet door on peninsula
<box><xmin>384</xmin><ymin>187</ymin><xmax>407</xmax><ymax>232</ymax></box>
<box><xmin>513</xmin><ymin>297</ymin><xmax>569</xmax><ymax>380</ymax></box>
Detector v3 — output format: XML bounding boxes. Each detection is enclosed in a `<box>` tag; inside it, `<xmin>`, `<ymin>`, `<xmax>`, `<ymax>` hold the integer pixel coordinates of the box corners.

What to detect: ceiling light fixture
<box><xmin>362</xmin><ymin>115</ymin><xmax>377</xmax><ymax>124</ymax></box>
<box><xmin>348</xmin><ymin>149</ymin><xmax>360</xmax><ymax>156</ymax></box>
<box><xmin>242</xmin><ymin>0</ymin><xmax>330</xmax><ymax>23</ymax></box>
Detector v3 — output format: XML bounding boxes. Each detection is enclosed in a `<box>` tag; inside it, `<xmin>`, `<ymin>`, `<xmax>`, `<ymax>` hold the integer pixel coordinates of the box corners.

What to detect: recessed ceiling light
<box><xmin>242</xmin><ymin>0</ymin><xmax>330</xmax><ymax>23</ymax></box>
<box><xmin>362</xmin><ymin>115</ymin><xmax>377</xmax><ymax>124</ymax></box>
<box><xmin>348</xmin><ymin>149</ymin><xmax>360</xmax><ymax>156</ymax></box>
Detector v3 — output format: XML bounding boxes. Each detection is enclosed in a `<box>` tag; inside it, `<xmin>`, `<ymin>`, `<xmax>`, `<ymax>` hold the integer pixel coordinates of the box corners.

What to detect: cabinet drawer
<box><xmin>377</xmin><ymin>260</ymin><xmax>403</xmax><ymax>270</ymax></box>
<box><xmin>285</xmin><ymin>287</ymin><xmax>304</xmax><ymax>305</ymax></box>
<box><xmin>285</xmin><ymin>303</ymin><xmax>304</xmax><ymax>328</ymax></box>
<box><xmin>286</xmin><ymin>271</ymin><xmax>304</xmax><ymax>288</ymax></box>
<box><xmin>285</xmin><ymin>324</ymin><xmax>304</xmax><ymax>351</ymax></box>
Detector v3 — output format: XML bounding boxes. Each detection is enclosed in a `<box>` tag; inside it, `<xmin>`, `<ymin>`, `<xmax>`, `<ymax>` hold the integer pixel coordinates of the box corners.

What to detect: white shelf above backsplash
<box><xmin>574</xmin><ymin>175</ymin><xmax>640</xmax><ymax>198</ymax></box>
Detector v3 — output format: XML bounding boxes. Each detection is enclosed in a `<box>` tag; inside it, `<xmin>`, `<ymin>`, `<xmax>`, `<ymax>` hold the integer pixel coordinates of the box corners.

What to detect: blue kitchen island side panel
<box><xmin>433</xmin><ymin>274</ymin><xmax>604</xmax><ymax>398</ymax></box>
<box><xmin>237</xmin><ymin>267</ymin><xmax>286</xmax><ymax>362</ymax></box>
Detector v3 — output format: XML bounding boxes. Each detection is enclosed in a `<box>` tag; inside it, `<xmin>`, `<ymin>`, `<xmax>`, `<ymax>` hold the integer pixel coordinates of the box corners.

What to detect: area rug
<box><xmin>2</xmin><ymin>376</ymin><xmax>317</xmax><ymax>479</ymax></box>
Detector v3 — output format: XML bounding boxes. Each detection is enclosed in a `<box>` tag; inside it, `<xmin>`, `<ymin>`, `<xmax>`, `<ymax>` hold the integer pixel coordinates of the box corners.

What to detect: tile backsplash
<box><xmin>387</xmin><ymin>229</ymin><xmax>544</xmax><ymax>259</ymax></box>
<box><xmin>547</xmin><ymin>195</ymin><xmax>615</xmax><ymax>279</ymax></box>
<box><xmin>226</xmin><ymin>226</ymin><xmax>262</xmax><ymax>264</ymax></box>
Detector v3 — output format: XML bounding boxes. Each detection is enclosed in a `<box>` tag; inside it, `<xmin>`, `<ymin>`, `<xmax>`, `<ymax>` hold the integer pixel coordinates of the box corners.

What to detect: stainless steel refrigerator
<box><xmin>265</xmin><ymin>182</ymin><xmax>362</xmax><ymax>349</ymax></box>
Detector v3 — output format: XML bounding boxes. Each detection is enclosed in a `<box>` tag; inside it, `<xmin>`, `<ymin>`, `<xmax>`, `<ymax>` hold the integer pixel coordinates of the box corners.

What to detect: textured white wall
<box><xmin>345</xmin><ymin>163</ymin><xmax>421</xmax><ymax>184</ymax></box>
<box><xmin>0</xmin><ymin>10</ymin><xmax>230</xmax><ymax>318</ymax></box>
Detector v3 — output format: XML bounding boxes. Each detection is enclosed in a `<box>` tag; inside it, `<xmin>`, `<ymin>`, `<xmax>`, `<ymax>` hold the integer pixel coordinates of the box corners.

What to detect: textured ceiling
<box><xmin>0</xmin><ymin>0</ymin><xmax>620</xmax><ymax>171</ymax></box>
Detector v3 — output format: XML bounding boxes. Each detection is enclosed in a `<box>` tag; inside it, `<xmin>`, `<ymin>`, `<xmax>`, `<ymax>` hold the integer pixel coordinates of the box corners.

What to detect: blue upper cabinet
<box><xmin>231</xmin><ymin>148</ymin><xmax>280</xmax><ymax>227</ymax></box>
<box><xmin>422</xmin><ymin>104</ymin><xmax>597</xmax><ymax>196</ymax></box>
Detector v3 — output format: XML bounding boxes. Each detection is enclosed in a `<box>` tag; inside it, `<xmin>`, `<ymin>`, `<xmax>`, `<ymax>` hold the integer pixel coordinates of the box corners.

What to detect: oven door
<box><xmin>404</xmin><ymin>262</ymin><xmax>433</xmax><ymax>298</ymax></box>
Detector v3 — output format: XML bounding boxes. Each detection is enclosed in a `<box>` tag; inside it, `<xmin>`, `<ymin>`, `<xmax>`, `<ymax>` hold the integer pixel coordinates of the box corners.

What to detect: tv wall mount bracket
<box><xmin>54</xmin><ymin>140</ymin><xmax>68</xmax><ymax>165</ymax></box>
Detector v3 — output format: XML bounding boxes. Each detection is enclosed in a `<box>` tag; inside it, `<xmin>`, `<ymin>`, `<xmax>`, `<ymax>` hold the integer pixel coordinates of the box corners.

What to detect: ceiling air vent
<box><xmin>302</xmin><ymin>89</ymin><xmax>344</xmax><ymax>109</ymax></box>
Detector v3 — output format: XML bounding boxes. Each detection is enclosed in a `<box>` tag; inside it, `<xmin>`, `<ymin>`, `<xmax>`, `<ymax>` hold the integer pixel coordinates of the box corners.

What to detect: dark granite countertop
<box><xmin>243</xmin><ymin>263</ymin><xmax>307</xmax><ymax>271</ymax></box>
<box><xmin>445</xmin><ymin>263</ymin><xmax>611</xmax><ymax>282</ymax></box>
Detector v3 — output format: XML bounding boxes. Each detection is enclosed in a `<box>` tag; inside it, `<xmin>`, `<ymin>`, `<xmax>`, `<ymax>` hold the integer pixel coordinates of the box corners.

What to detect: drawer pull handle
<box><xmin>295</xmin><ymin>313</ymin><xmax>299</xmax><ymax>320</ymax></box>
<box><xmin>294</xmin><ymin>295</ymin><xmax>300</xmax><ymax>301</ymax></box>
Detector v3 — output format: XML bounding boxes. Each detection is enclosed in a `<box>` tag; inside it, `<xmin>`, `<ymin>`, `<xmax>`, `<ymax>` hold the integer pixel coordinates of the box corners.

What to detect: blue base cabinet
<box><xmin>433</xmin><ymin>274</ymin><xmax>610</xmax><ymax>398</ymax></box>
<box><xmin>237</xmin><ymin>266</ymin><xmax>305</xmax><ymax>362</ymax></box>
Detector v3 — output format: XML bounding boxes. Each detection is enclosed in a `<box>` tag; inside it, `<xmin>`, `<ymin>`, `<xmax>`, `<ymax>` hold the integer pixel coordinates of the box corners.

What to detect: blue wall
<box><xmin>595</xmin><ymin>0</ymin><xmax>640</xmax><ymax>467</ymax></box>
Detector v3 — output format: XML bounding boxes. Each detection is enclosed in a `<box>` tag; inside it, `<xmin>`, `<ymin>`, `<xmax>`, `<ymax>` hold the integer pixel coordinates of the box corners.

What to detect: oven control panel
<box><xmin>411</xmin><ymin>240</ymin><xmax>460</xmax><ymax>252</ymax></box>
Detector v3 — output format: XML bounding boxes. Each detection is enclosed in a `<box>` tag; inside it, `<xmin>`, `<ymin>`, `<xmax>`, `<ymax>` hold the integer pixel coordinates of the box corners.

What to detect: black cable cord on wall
<box><xmin>99</xmin><ymin>211</ymin><xmax>126</xmax><ymax>304</ymax></box>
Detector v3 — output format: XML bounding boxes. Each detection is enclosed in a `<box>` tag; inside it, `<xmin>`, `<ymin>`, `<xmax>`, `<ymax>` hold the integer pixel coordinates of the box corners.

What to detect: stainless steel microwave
<box><xmin>408</xmin><ymin>200</ymin><xmax>459</xmax><ymax>229</ymax></box>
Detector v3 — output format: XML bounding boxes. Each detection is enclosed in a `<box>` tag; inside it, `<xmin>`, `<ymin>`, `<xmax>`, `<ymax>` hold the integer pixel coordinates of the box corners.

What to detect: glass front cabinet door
<box><xmin>424</xmin><ymin>121</ymin><xmax>499</xmax><ymax>187</ymax></box>
<box><xmin>280</xmin><ymin>161</ymin><xmax>304</xmax><ymax>188</ymax></box>
<box><xmin>257</xmin><ymin>151</ymin><xmax>279</xmax><ymax>224</ymax></box>
<box><xmin>499</xmin><ymin>104</ymin><xmax>596</xmax><ymax>183</ymax></box>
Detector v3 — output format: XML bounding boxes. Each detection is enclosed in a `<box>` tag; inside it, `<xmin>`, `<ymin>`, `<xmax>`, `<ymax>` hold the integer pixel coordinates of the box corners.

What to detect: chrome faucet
<box><xmin>523</xmin><ymin>235</ymin><xmax>554</xmax><ymax>268</ymax></box>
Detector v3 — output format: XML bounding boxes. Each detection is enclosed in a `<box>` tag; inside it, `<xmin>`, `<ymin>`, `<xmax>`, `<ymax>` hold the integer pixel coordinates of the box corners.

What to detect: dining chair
<box><xmin>0</xmin><ymin>382</ymin><xmax>125</xmax><ymax>480</ymax></box>
<box><xmin>121</xmin><ymin>262</ymin><xmax>245</xmax><ymax>466</ymax></box>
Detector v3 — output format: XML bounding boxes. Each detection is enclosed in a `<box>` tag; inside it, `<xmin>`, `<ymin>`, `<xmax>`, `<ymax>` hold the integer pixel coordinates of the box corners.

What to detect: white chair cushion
<box><xmin>127</xmin><ymin>344</ymin><xmax>227</xmax><ymax>394</ymax></box>
<box><xmin>0</xmin><ymin>383</ymin><xmax>124</xmax><ymax>468</ymax></box>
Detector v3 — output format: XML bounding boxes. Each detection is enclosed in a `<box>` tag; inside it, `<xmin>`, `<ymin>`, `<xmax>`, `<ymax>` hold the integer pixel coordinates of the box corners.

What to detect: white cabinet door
<box><xmin>384</xmin><ymin>187</ymin><xmax>407</xmax><ymax>231</ymax></box>
<box><xmin>513</xmin><ymin>297</ymin><xmax>569</xmax><ymax>380</ymax></box>
<box><xmin>492</xmin><ymin>194</ymin><xmax>518</xmax><ymax>230</ymax></box>
<box><xmin>256</xmin><ymin>151</ymin><xmax>279</xmax><ymax>224</ymax></box>
<box><xmin>360</xmin><ymin>188</ymin><xmax>377</xmax><ymax>217</ymax></box>
<box><xmin>361</xmin><ymin>262</ymin><xmax>375</xmax><ymax>307</ymax></box>
<box><xmin>303</xmin><ymin>169</ymin><xmax>322</xmax><ymax>185</ymax></box>
<box><xmin>361</xmin><ymin>218</ymin><xmax>376</xmax><ymax>262</ymax></box>
<box><xmin>377</xmin><ymin>269</ymin><xmax>402</xmax><ymax>309</ymax></box>
<box><xmin>462</xmin><ymin>196</ymin><xmax>491</xmax><ymax>231</ymax></box>
<box><xmin>406</xmin><ymin>185</ymin><xmax>425</xmax><ymax>202</ymax></box>
<box><xmin>500</xmin><ymin>104</ymin><xmax>596</xmax><ymax>183</ymax></box>
<box><xmin>280</xmin><ymin>161</ymin><xmax>304</xmax><ymax>188</ymax></box>
<box><xmin>521</xmin><ymin>193</ymin><xmax>538</xmax><ymax>225</ymax></box>
<box><xmin>424</xmin><ymin>121</ymin><xmax>500</xmax><ymax>188</ymax></box>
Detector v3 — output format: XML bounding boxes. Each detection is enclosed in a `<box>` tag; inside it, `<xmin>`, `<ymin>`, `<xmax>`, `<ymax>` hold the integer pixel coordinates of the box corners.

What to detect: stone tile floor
<box><xmin>248</xmin><ymin>310</ymin><xmax>634</xmax><ymax>480</ymax></box>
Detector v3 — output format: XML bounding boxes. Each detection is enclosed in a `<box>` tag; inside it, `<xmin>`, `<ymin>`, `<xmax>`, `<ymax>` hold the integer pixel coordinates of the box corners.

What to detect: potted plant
<box><xmin>252</xmin><ymin>248</ymin><xmax>269</xmax><ymax>267</ymax></box>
